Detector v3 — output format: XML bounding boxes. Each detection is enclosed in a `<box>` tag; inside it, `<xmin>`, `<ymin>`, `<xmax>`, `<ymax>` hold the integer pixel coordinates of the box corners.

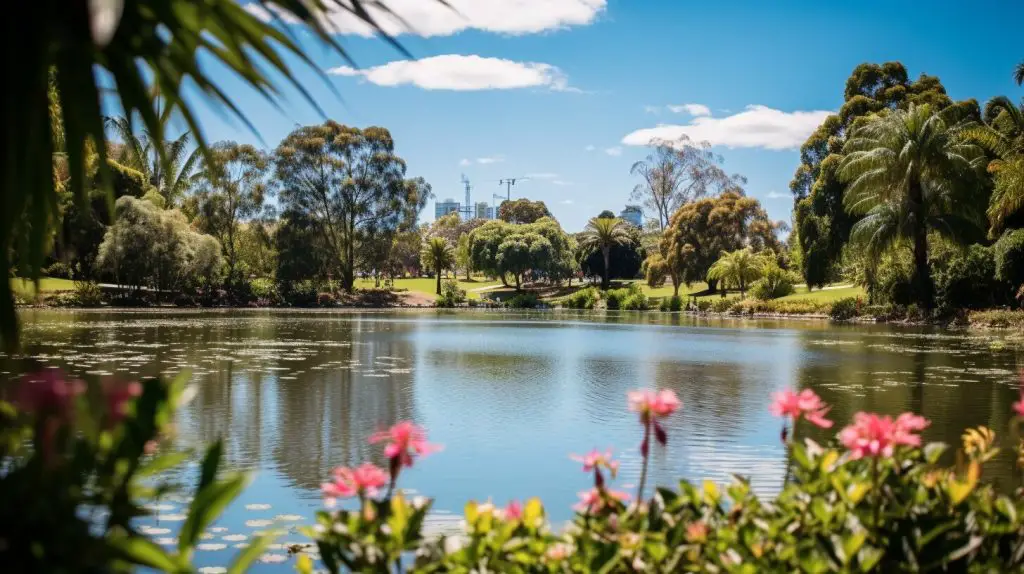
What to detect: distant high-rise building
<box><xmin>620</xmin><ymin>205</ymin><xmax>643</xmax><ymax>227</ymax></box>
<box><xmin>435</xmin><ymin>199</ymin><xmax>461</xmax><ymax>220</ymax></box>
<box><xmin>474</xmin><ymin>202</ymin><xmax>495</xmax><ymax>220</ymax></box>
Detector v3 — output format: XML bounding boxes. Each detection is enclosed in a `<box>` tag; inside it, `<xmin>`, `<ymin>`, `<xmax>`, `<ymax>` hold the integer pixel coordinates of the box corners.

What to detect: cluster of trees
<box><xmin>791</xmin><ymin>61</ymin><xmax>1024</xmax><ymax>311</ymax></box>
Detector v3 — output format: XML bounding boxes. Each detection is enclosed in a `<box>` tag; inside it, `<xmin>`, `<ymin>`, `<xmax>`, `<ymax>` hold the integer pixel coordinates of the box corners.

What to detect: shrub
<box><xmin>659</xmin><ymin>294</ymin><xmax>683</xmax><ymax>312</ymax></box>
<box><xmin>435</xmin><ymin>280</ymin><xmax>466</xmax><ymax>308</ymax></box>
<box><xmin>710</xmin><ymin>296</ymin><xmax>740</xmax><ymax>313</ymax></box>
<box><xmin>603</xmin><ymin>288</ymin><xmax>630</xmax><ymax>310</ymax></box>
<box><xmin>561</xmin><ymin>287</ymin><xmax>598</xmax><ymax>309</ymax></box>
<box><xmin>249</xmin><ymin>277</ymin><xmax>281</xmax><ymax>306</ymax></box>
<box><xmin>995</xmin><ymin>229</ymin><xmax>1024</xmax><ymax>296</ymax></box>
<box><xmin>505</xmin><ymin>292</ymin><xmax>540</xmax><ymax>309</ymax></box>
<box><xmin>43</xmin><ymin>261</ymin><xmax>73</xmax><ymax>279</ymax></box>
<box><xmin>317</xmin><ymin>292</ymin><xmax>337</xmax><ymax>307</ymax></box>
<box><xmin>906</xmin><ymin>302</ymin><xmax>925</xmax><ymax>322</ymax></box>
<box><xmin>934</xmin><ymin>244</ymin><xmax>1003</xmax><ymax>311</ymax></box>
<box><xmin>969</xmin><ymin>309</ymin><xmax>1024</xmax><ymax>328</ymax></box>
<box><xmin>729</xmin><ymin>298</ymin><xmax>832</xmax><ymax>316</ymax></box>
<box><xmin>749</xmin><ymin>263</ymin><xmax>797</xmax><ymax>300</ymax></box>
<box><xmin>696</xmin><ymin>299</ymin><xmax>712</xmax><ymax>312</ymax></box>
<box><xmin>621</xmin><ymin>292</ymin><xmax>649</xmax><ymax>310</ymax></box>
<box><xmin>829</xmin><ymin>296</ymin><xmax>860</xmax><ymax>321</ymax></box>
<box><xmin>72</xmin><ymin>281</ymin><xmax>104</xmax><ymax>307</ymax></box>
<box><xmin>281</xmin><ymin>280</ymin><xmax>319</xmax><ymax>307</ymax></box>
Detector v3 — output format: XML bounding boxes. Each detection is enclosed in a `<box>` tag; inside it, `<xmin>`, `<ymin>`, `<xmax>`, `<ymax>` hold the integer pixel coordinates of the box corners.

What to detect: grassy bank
<box><xmin>11</xmin><ymin>277</ymin><xmax>76</xmax><ymax>298</ymax></box>
<box><xmin>353</xmin><ymin>276</ymin><xmax>502</xmax><ymax>300</ymax></box>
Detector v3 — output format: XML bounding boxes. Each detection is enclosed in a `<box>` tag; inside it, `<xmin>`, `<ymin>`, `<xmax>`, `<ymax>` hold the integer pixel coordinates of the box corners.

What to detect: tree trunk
<box><xmin>501</xmin><ymin>273</ymin><xmax>510</xmax><ymax>287</ymax></box>
<box><xmin>672</xmin><ymin>278</ymin><xmax>680</xmax><ymax>297</ymax></box>
<box><xmin>602</xmin><ymin>247</ymin><xmax>611</xmax><ymax>290</ymax></box>
<box><xmin>436</xmin><ymin>270</ymin><xmax>442</xmax><ymax>295</ymax></box>
<box><xmin>515</xmin><ymin>273</ymin><xmax>521</xmax><ymax>290</ymax></box>
<box><xmin>910</xmin><ymin>183</ymin><xmax>933</xmax><ymax>309</ymax></box>
<box><xmin>707</xmin><ymin>278</ymin><xmax>718</xmax><ymax>293</ymax></box>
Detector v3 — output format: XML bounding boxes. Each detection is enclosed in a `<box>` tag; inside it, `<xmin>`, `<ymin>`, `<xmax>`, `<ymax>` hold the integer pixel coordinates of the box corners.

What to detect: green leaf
<box><xmin>198</xmin><ymin>440</ymin><xmax>224</xmax><ymax>492</ymax></box>
<box><xmin>227</xmin><ymin>531</ymin><xmax>278</xmax><ymax>574</ymax></box>
<box><xmin>843</xmin><ymin>532</ymin><xmax>867</xmax><ymax>563</ymax></box>
<box><xmin>923</xmin><ymin>442</ymin><xmax>948</xmax><ymax>464</ymax></box>
<box><xmin>137</xmin><ymin>451</ymin><xmax>190</xmax><ymax>477</ymax></box>
<box><xmin>107</xmin><ymin>535</ymin><xmax>184</xmax><ymax>572</ymax></box>
<box><xmin>857</xmin><ymin>545</ymin><xmax>884</xmax><ymax>571</ymax></box>
<box><xmin>179</xmin><ymin>472</ymin><xmax>251</xmax><ymax>554</ymax></box>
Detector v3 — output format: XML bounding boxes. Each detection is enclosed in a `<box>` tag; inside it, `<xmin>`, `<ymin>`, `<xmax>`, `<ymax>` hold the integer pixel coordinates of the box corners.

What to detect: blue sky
<box><xmin>186</xmin><ymin>0</ymin><xmax>1022</xmax><ymax>232</ymax></box>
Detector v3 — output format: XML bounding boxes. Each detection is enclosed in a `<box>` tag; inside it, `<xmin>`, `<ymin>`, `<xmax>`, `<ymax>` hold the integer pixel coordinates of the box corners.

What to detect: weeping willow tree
<box><xmin>1</xmin><ymin>0</ymin><xmax>441</xmax><ymax>349</ymax></box>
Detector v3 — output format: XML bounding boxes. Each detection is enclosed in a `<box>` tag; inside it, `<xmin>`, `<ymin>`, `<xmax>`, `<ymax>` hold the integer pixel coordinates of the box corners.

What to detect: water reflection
<box><xmin>4</xmin><ymin>309</ymin><xmax>1022</xmax><ymax>517</ymax></box>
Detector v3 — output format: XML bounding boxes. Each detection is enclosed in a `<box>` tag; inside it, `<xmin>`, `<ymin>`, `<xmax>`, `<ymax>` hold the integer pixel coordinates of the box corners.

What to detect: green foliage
<box><xmin>0</xmin><ymin>372</ymin><xmax>258</xmax><ymax>572</ymax></box>
<box><xmin>95</xmin><ymin>196</ymin><xmax>224</xmax><ymax>294</ymax></box>
<box><xmin>469</xmin><ymin>218</ymin><xmax>574</xmax><ymax>289</ymax></box>
<box><xmin>963</xmin><ymin>96</ymin><xmax>1024</xmax><ymax>235</ymax></box>
<box><xmin>839</xmin><ymin>103</ymin><xmax>986</xmax><ymax>308</ymax></box>
<box><xmin>749</xmin><ymin>261</ymin><xmax>798</xmax><ymax>300</ymax></box>
<box><xmin>792</xmin><ymin>62</ymin><xmax>959</xmax><ymax>288</ymax></box>
<box><xmin>830</xmin><ymin>296</ymin><xmax>861</xmax><ymax>320</ymax></box>
<box><xmin>43</xmin><ymin>261</ymin><xmax>73</xmax><ymax>279</ymax></box>
<box><xmin>281</xmin><ymin>280</ymin><xmax>320</xmax><ymax>307</ymax></box>
<box><xmin>421</xmin><ymin>237</ymin><xmax>456</xmax><ymax>295</ymax></box>
<box><xmin>560</xmin><ymin>287</ymin><xmax>599</xmax><ymax>309</ymax></box>
<box><xmin>706</xmin><ymin>248</ymin><xmax>765</xmax><ymax>296</ymax></box>
<box><xmin>969</xmin><ymin>308</ymin><xmax>1024</xmax><ymax>328</ymax></box>
<box><xmin>72</xmin><ymin>280</ymin><xmax>104</xmax><ymax>307</ymax></box>
<box><xmin>659</xmin><ymin>294</ymin><xmax>684</xmax><ymax>312</ymax></box>
<box><xmin>995</xmin><ymin>229</ymin><xmax>1024</xmax><ymax>293</ymax></box>
<box><xmin>622</xmin><ymin>291</ymin><xmax>650</xmax><ymax>310</ymax></box>
<box><xmin>933</xmin><ymin>243</ymin><xmax>1004</xmax><ymax>311</ymax></box>
<box><xmin>497</xmin><ymin>198</ymin><xmax>552</xmax><ymax>224</ymax></box>
<box><xmin>710</xmin><ymin>296</ymin><xmax>741</xmax><ymax>313</ymax></box>
<box><xmin>577</xmin><ymin>217</ymin><xmax>635</xmax><ymax>289</ymax></box>
<box><xmin>317</xmin><ymin>292</ymin><xmax>337</xmax><ymax>307</ymax></box>
<box><xmin>504</xmin><ymin>292</ymin><xmax>541</xmax><ymax>309</ymax></box>
<box><xmin>436</xmin><ymin>280</ymin><xmax>467</xmax><ymax>308</ymax></box>
<box><xmin>696</xmin><ymin>299</ymin><xmax>712</xmax><ymax>312</ymax></box>
<box><xmin>603</xmin><ymin>284</ymin><xmax>642</xmax><ymax>310</ymax></box>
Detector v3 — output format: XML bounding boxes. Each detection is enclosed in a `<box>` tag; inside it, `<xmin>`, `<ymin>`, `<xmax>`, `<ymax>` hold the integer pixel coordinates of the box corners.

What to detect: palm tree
<box><xmin>840</xmin><ymin>103</ymin><xmax>985</xmax><ymax>309</ymax></box>
<box><xmin>578</xmin><ymin>217</ymin><xmax>632</xmax><ymax>289</ymax></box>
<box><xmin>964</xmin><ymin>96</ymin><xmax>1024</xmax><ymax>235</ymax></box>
<box><xmin>421</xmin><ymin>237</ymin><xmax>456</xmax><ymax>295</ymax></box>
<box><xmin>706</xmin><ymin>248</ymin><xmax>763</xmax><ymax>298</ymax></box>
<box><xmin>107</xmin><ymin>114</ymin><xmax>203</xmax><ymax>207</ymax></box>
<box><xmin>1015</xmin><ymin>60</ymin><xmax>1024</xmax><ymax>86</ymax></box>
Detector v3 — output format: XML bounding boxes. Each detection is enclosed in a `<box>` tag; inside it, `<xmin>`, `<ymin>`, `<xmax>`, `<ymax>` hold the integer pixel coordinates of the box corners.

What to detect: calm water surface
<box><xmin>5</xmin><ymin>309</ymin><xmax>1023</xmax><ymax>570</ymax></box>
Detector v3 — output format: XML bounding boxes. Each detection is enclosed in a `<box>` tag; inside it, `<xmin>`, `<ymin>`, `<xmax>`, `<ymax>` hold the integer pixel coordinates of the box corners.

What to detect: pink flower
<box><xmin>1014</xmin><ymin>399</ymin><xmax>1024</xmax><ymax>417</ymax></box>
<box><xmin>570</xmin><ymin>449</ymin><xmax>620</xmax><ymax>477</ymax></box>
<box><xmin>321</xmin><ymin>463</ymin><xmax>389</xmax><ymax>506</ymax></box>
<box><xmin>838</xmin><ymin>411</ymin><xmax>930</xmax><ymax>460</ymax></box>
<box><xmin>628</xmin><ymin>389</ymin><xmax>681</xmax><ymax>421</ymax></box>
<box><xmin>769</xmin><ymin>388</ymin><xmax>833</xmax><ymax>429</ymax></box>
<box><xmin>503</xmin><ymin>500</ymin><xmax>523</xmax><ymax>521</ymax></box>
<box><xmin>369</xmin><ymin>421</ymin><xmax>441</xmax><ymax>468</ymax></box>
<box><xmin>573</xmin><ymin>487</ymin><xmax>630</xmax><ymax>513</ymax></box>
<box><xmin>14</xmin><ymin>369</ymin><xmax>84</xmax><ymax>420</ymax></box>
<box><xmin>102</xmin><ymin>379</ymin><xmax>142</xmax><ymax>425</ymax></box>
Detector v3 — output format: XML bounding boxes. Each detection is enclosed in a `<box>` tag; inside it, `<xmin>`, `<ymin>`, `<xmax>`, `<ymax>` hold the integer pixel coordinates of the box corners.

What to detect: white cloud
<box><xmin>560</xmin><ymin>199</ymin><xmax>574</xmax><ymax>204</ymax></box>
<box><xmin>476</xmin><ymin>155</ymin><xmax>504</xmax><ymax>164</ymax></box>
<box><xmin>765</xmin><ymin>190</ymin><xmax>790</xmax><ymax>200</ymax></box>
<box><xmin>459</xmin><ymin>158</ymin><xmax>472</xmax><ymax>167</ymax></box>
<box><xmin>643</xmin><ymin>105</ymin><xmax>661</xmax><ymax>115</ymax></box>
<box><xmin>250</xmin><ymin>0</ymin><xmax>607</xmax><ymax>37</ymax></box>
<box><xmin>328</xmin><ymin>54</ymin><xmax>574</xmax><ymax>91</ymax></box>
<box><xmin>553</xmin><ymin>180</ymin><xmax>573</xmax><ymax>186</ymax></box>
<box><xmin>604</xmin><ymin>146</ymin><xmax>623</xmax><ymax>156</ymax></box>
<box><xmin>621</xmin><ymin>105</ymin><xmax>832</xmax><ymax>150</ymax></box>
<box><xmin>666</xmin><ymin>103</ymin><xmax>711</xmax><ymax>117</ymax></box>
<box><xmin>584</xmin><ymin>144</ymin><xmax>596</xmax><ymax>152</ymax></box>
<box><xmin>525</xmin><ymin>173</ymin><xmax>558</xmax><ymax>179</ymax></box>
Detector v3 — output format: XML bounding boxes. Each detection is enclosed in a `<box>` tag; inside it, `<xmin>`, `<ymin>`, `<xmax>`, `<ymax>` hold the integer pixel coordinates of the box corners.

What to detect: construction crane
<box><xmin>459</xmin><ymin>174</ymin><xmax>473</xmax><ymax>220</ymax></box>
<box><xmin>497</xmin><ymin>177</ymin><xmax>530</xmax><ymax>202</ymax></box>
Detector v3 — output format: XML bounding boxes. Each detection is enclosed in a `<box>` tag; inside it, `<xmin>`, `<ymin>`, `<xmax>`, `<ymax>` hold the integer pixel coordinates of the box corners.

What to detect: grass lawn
<box><xmin>354</xmin><ymin>276</ymin><xmax>503</xmax><ymax>299</ymax></box>
<box><xmin>11</xmin><ymin>277</ymin><xmax>76</xmax><ymax>298</ymax></box>
<box><xmin>778</xmin><ymin>284</ymin><xmax>865</xmax><ymax>303</ymax></box>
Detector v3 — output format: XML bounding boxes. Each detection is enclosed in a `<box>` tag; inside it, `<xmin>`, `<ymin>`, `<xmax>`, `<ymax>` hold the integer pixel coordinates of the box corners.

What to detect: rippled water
<box><xmin>5</xmin><ymin>308</ymin><xmax>1023</xmax><ymax>570</ymax></box>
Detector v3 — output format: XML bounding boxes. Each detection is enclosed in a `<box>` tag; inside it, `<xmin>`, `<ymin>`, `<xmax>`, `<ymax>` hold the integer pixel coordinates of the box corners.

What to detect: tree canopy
<box><xmin>497</xmin><ymin>199</ymin><xmax>553</xmax><ymax>224</ymax></box>
<box><xmin>468</xmin><ymin>217</ymin><xmax>574</xmax><ymax>289</ymax></box>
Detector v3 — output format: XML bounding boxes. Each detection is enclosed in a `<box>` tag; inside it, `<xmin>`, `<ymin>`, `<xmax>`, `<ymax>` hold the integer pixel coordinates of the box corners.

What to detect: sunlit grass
<box><xmin>778</xmin><ymin>284</ymin><xmax>865</xmax><ymax>302</ymax></box>
<box><xmin>354</xmin><ymin>276</ymin><xmax>503</xmax><ymax>299</ymax></box>
<box><xmin>11</xmin><ymin>277</ymin><xmax>76</xmax><ymax>298</ymax></box>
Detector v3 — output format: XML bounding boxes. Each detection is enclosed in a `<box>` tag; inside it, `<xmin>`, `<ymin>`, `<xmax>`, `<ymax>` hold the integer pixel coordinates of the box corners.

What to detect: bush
<box><xmin>435</xmin><ymin>280</ymin><xmax>466</xmax><ymax>308</ymax></box>
<box><xmin>829</xmin><ymin>296</ymin><xmax>860</xmax><ymax>321</ymax></box>
<box><xmin>969</xmin><ymin>309</ymin><xmax>1024</xmax><ymax>328</ymax></box>
<box><xmin>729</xmin><ymin>298</ymin><xmax>832</xmax><ymax>316</ymax></box>
<box><xmin>659</xmin><ymin>294</ymin><xmax>683</xmax><ymax>312</ymax></box>
<box><xmin>72</xmin><ymin>281</ymin><xmax>104</xmax><ymax>307</ymax></box>
<box><xmin>281</xmin><ymin>280</ymin><xmax>319</xmax><ymax>307</ymax></box>
<box><xmin>505</xmin><ymin>292</ymin><xmax>540</xmax><ymax>309</ymax></box>
<box><xmin>696</xmin><ymin>299</ymin><xmax>712</xmax><ymax>312</ymax></box>
<box><xmin>710</xmin><ymin>296</ymin><xmax>740</xmax><ymax>313</ymax></box>
<box><xmin>995</xmin><ymin>229</ymin><xmax>1024</xmax><ymax>295</ymax></box>
<box><xmin>749</xmin><ymin>264</ymin><xmax>797</xmax><ymax>300</ymax></box>
<box><xmin>561</xmin><ymin>287</ymin><xmax>598</xmax><ymax>309</ymax></box>
<box><xmin>621</xmin><ymin>292</ymin><xmax>649</xmax><ymax>310</ymax></box>
<box><xmin>934</xmin><ymin>244</ymin><xmax>1003</xmax><ymax>311</ymax></box>
<box><xmin>43</xmin><ymin>261</ymin><xmax>73</xmax><ymax>279</ymax></box>
<box><xmin>317</xmin><ymin>292</ymin><xmax>337</xmax><ymax>307</ymax></box>
<box><xmin>906</xmin><ymin>303</ymin><xmax>925</xmax><ymax>322</ymax></box>
<box><xmin>603</xmin><ymin>288</ymin><xmax>629</xmax><ymax>310</ymax></box>
<box><xmin>249</xmin><ymin>278</ymin><xmax>281</xmax><ymax>306</ymax></box>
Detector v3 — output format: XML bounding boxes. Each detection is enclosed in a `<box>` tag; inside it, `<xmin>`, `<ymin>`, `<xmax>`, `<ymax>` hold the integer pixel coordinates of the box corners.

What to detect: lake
<box><xmin>5</xmin><ymin>309</ymin><xmax>1022</xmax><ymax>569</ymax></box>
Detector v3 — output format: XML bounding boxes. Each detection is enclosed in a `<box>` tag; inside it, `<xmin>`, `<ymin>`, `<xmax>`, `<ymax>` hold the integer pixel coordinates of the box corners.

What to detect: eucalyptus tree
<box><xmin>274</xmin><ymin>122</ymin><xmax>431</xmax><ymax>290</ymax></box>
<box><xmin>192</xmin><ymin>141</ymin><xmax>271</xmax><ymax>284</ymax></box>
<box><xmin>839</xmin><ymin>103</ymin><xmax>986</xmax><ymax>308</ymax></box>
<box><xmin>629</xmin><ymin>136</ymin><xmax>742</xmax><ymax>231</ymax></box>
